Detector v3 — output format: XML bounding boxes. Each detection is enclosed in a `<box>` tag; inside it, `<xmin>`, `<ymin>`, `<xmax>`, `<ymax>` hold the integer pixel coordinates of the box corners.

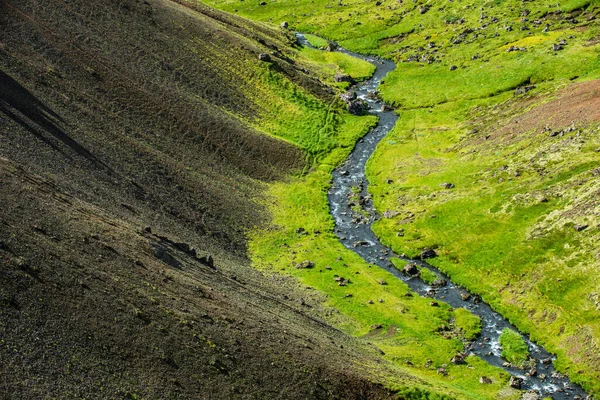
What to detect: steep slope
<box><xmin>0</xmin><ymin>0</ymin><xmax>400</xmax><ymax>398</ymax></box>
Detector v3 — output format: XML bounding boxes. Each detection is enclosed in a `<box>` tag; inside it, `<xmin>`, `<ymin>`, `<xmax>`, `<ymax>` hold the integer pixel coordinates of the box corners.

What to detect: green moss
<box><xmin>454</xmin><ymin>308</ymin><xmax>481</xmax><ymax>341</ymax></box>
<box><xmin>499</xmin><ymin>329</ymin><xmax>529</xmax><ymax>367</ymax></box>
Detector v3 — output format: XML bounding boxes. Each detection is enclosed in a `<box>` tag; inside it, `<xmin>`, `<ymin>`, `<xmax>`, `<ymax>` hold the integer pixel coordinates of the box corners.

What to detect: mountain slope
<box><xmin>0</xmin><ymin>0</ymin><xmax>402</xmax><ymax>397</ymax></box>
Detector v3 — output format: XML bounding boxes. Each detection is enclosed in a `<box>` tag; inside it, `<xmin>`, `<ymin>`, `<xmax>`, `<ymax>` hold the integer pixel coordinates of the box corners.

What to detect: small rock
<box><xmin>553</xmin><ymin>43</ymin><xmax>563</xmax><ymax>51</ymax></box>
<box><xmin>509</xmin><ymin>376</ymin><xmax>523</xmax><ymax>389</ymax></box>
<box><xmin>347</xmin><ymin>99</ymin><xmax>369</xmax><ymax>115</ymax></box>
<box><xmin>381</xmin><ymin>104</ymin><xmax>394</xmax><ymax>112</ymax></box>
<box><xmin>479</xmin><ymin>376</ymin><xmax>492</xmax><ymax>384</ymax></box>
<box><xmin>295</xmin><ymin>260</ymin><xmax>315</xmax><ymax>269</ymax></box>
<box><xmin>367</xmin><ymin>300</ymin><xmax>374</xmax><ymax>304</ymax></box>
<box><xmin>451</xmin><ymin>354</ymin><xmax>466</xmax><ymax>364</ymax></box>
<box><xmin>371</xmin><ymin>324</ymin><xmax>383</xmax><ymax>329</ymax></box>
<box><xmin>325</xmin><ymin>265</ymin><xmax>332</xmax><ymax>270</ymax></box>
<box><xmin>527</xmin><ymin>368</ymin><xmax>537</xmax><ymax>377</ymax></box>
<box><xmin>334</xmin><ymin>73</ymin><xmax>355</xmax><ymax>83</ymax></box>
<box><xmin>344</xmin><ymin>293</ymin><xmax>353</xmax><ymax>298</ymax></box>
<box><xmin>515</xmin><ymin>85</ymin><xmax>536</xmax><ymax>95</ymax></box>
<box><xmin>460</xmin><ymin>292</ymin><xmax>471</xmax><ymax>301</ymax></box>
<box><xmin>403</xmin><ymin>263</ymin><xmax>419</xmax><ymax>275</ymax></box>
<box><xmin>377</xmin><ymin>279</ymin><xmax>387</xmax><ymax>285</ymax></box>
<box><xmin>258</xmin><ymin>53</ymin><xmax>271</xmax><ymax>61</ymax></box>
<box><xmin>352</xmin><ymin>240</ymin><xmax>370</xmax><ymax>247</ymax></box>
<box><xmin>198</xmin><ymin>254</ymin><xmax>215</xmax><ymax>269</ymax></box>
<box><xmin>280</xmin><ymin>21</ymin><xmax>288</xmax><ymax>29</ymax></box>
<box><xmin>430</xmin><ymin>301</ymin><xmax>439</xmax><ymax>307</ymax></box>
<box><xmin>378</xmin><ymin>298</ymin><xmax>384</xmax><ymax>303</ymax></box>
<box><xmin>437</xmin><ymin>367</ymin><xmax>448</xmax><ymax>376</ymax></box>
<box><xmin>472</xmin><ymin>295</ymin><xmax>481</xmax><ymax>304</ymax></box>
<box><xmin>340</xmin><ymin>91</ymin><xmax>357</xmax><ymax>102</ymax></box>
<box><xmin>449</xmin><ymin>65</ymin><xmax>458</xmax><ymax>71</ymax></box>
<box><xmin>574</xmin><ymin>224</ymin><xmax>588</xmax><ymax>232</ymax></box>
<box><xmin>432</xmin><ymin>278</ymin><xmax>447</xmax><ymax>287</ymax></box>
<box><xmin>439</xmin><ymin>182</ymin><xmax>455</xmax><ymax>189</ymax></box>
<box><xmin>420</xmin><ymin>249</ymin><xmax>437</xmax><ymax>259</ymax></box>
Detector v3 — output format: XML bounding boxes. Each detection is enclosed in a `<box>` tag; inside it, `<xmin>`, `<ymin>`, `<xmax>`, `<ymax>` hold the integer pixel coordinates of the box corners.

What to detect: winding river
<box><xmin>296</xmin><ymin>33</ymin><xmax>588</xmax><ymax>399</ymax></box>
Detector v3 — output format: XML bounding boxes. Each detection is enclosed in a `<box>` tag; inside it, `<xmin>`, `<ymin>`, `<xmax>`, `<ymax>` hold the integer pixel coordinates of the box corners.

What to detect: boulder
<box><xmin>325</xmin><ymin>42</ymin><xmax>339</xmax><ymax>52</ymax></box>
<box><xmin>420</xmin><ymin>249</ymin><xmax>437</xmax><ymax>259</ymax></box>
<box><xmin>451</xmin><ymin>354</ymin><xmax>466</xmax><ymax>364</ymax></box>
<box><xmin>334</xmin><ymin>72</ymin><xmax>355</xmax><ymax>83</ymax></box>
<box><xmin>340</xmin><ymin>91</ymin><xmax>357</xmax><ymax>102</ymax></box>
<box><xmin>347</xmin><ymin>99</ymin><xmax>369</xmax><ymax>115</ymax></box>
<box><xmin>403</xmin><ymin>263</ymin><xmax>419</xmax><ymax>275</ymax></box>
<box><xmin>295</xmin><ymin>260</ymin><xmax>315</xmax><ymax>269</ymax></box>
<box><xmin>515</xmin><ymin>85</ymin><xmax>536</xmax><ymax>95</ymax></box>
<box><xmin>509</xmin><ymin>376</ymin><xmax>523</xmax><ymax>389</ymax></box>
<box><xmin>432</xmin><ymin>278</ymin><xmax>447</xmax><ymax>287</ymax></box>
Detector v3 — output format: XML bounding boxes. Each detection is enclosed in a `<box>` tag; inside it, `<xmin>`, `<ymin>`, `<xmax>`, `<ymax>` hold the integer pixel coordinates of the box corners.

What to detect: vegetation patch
<box><xmin>499</xmin><ymin>329</ymin><xmax>529</xmax><ymax>367</ymax></box>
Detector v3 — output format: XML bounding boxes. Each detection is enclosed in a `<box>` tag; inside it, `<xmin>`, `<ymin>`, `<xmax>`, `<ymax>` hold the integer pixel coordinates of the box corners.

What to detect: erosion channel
<box><xmin>295</xmin><ymin>33</ymin><xmax>588</xmax><ymax>399</ymax></box>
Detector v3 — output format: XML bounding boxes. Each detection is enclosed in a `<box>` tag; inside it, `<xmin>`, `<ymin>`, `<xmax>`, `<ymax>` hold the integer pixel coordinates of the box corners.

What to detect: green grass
<box><xmin>197</xmin><ymin>0</ymin><xmax>600</xmax><ymax>395</ymax></box>
<box><xmin>499</xmin><ymin>329</ymin><xmax>529</xmax><ymax>367</ymax></box>
<box><xmin>305</xmin><ymin>33</ymin><xmax>329</xmax><ymax>48</ymax></box>
<box><xmin>454</xmin><ymin>309</ymin><xmax>482</xmax><ymax>341</ymax></box>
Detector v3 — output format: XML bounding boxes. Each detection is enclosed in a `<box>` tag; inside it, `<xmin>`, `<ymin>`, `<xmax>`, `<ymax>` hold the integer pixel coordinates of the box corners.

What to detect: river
<box><xmin>295</xmin><ymin>32</ymin><xmax>588</xmax><ymax>400</ymax></box>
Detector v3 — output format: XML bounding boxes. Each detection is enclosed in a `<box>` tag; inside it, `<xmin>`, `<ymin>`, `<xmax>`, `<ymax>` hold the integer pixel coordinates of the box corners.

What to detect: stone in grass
<box><xmin>377</xmin><ymin>279</ymin><xmax>387</xmax><ymax>285</ymax></box>
<box><xmin>430</xmin><ymin>301</ymin><xmax>439</xmax><ymax>307</ymax></box>
<box><xmin>334</xmin><ymin>73</ymin><xmax>355</xmax><ymax>83</ymax></box>
<box><xmin>280</xmin><ymin>21</ymin><xmax>288</xmax><ymax>29</ymax></box>
<box><xmin>451</xmin><ymin>353</ymin><xmax>466</xmax><ymax>364</ymax></box>
<box><xmin>515</xmin><ymin>85</ymin><xmax>536</xmax><ymax>95</ymax></box>
<box><xmin>439</xmin><ymin>182</ymin><xmax>455</xmax><ymax>189</ymax></box>
<box><xmin>420</xmin><ymin>248</ymin><xmax>437</xmax><ymax>259</ymax></box>
<box><xmin>575</xmin><ymin>224</ymin><xmax>588</xmax><ymax>232</ymax></box>
<box><xmin>437</xmin><ymin>367</ymin><xmax>448</xmax><ymax>376</ymax></box>
<box><xmin>295</xmin><ymin>260</ymin><xmax>315</xmax><ymax>269</ymax></box>
<box><xmin>258</xmin><ymin>53</ymin><xmax>271</xmax><ymax>62</ymax></box>
<box><xmin>479</xmin><ymin>376</ymin><xmax>492</xmax><ymax>384</ymax></box>
<box><xmin>340</xmin><ymin>91</ymin><xmax>357</xmax><ymax>102</ymax></box>
<box><xmin>449</xmin><ymin>65</ymin><xmax>458</xmax><ymax>71</ymax></box>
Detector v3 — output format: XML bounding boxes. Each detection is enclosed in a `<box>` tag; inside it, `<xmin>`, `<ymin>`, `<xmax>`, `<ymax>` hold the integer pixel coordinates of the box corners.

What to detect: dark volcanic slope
<box><xmin>0</xmin><ymin>0</ymin><xmax>397</xmax><ymax>398</ymax></box>
<box><xmin>0</xmin><ymin>0</ymin><xmax>317</xmax><ymax>253</ymax></box>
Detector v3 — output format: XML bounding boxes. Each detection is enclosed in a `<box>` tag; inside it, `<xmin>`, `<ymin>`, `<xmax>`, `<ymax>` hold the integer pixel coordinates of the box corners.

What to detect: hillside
<box><xmin>0</xmin><ymin>0</ymin><xmax>398</xmax><ymax>398</ymax></box>
<box><xmin>3</xmin><ymin>0</ymin><xmax>600</xmax><ymax>398</ymax></box>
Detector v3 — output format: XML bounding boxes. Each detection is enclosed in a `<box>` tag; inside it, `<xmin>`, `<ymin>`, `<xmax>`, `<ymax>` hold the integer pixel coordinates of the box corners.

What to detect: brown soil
<box><xmin>498</xmin><ymin>79</ymin><xmax>600</xmax><ymax>137</ymax></box>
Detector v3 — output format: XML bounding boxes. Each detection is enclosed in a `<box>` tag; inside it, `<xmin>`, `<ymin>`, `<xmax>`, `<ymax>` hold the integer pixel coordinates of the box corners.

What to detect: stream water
<box><xmin>296</xmin><ymin>33</ymin><xmax>588</xmax><ymax>399</ymax></box>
